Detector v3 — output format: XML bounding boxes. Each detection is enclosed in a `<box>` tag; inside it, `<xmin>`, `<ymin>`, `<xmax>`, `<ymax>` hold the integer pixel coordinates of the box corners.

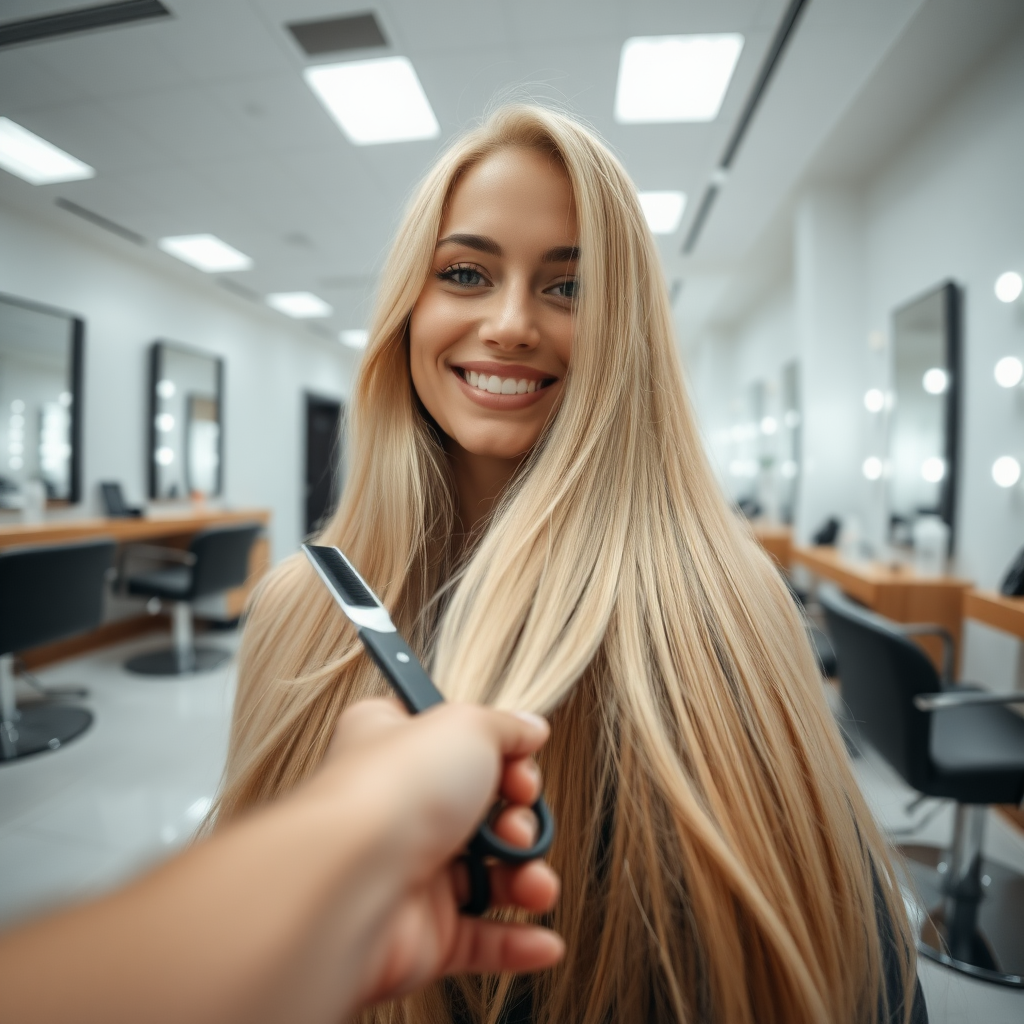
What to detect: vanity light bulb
<box><xmin>995</xmin><ymin>271</ymin><xmax>1023</xmax><ymax>304</ymax></box>
<box><xmin>921</xmin><ymin>457</ymin><xmax>946</xmax><ymax>483</ymax></box>
<box><xmin>922</xmin><ymin>368</ymin><xmax>948</xmax><ymax>395</ymax></box>
<box><xmin>157</xmin><ymin>379</ymin><xmax>176</xmax><ymax>400</ymax></box>
<box><xmin>992</xmin><ymin>456</ymin><xmax>1021</xmax><ymax>488</ymax></box>
<box><xmin>994</xmin><ymin>356</ymin><xmax>1023</xmax><ymax>389</ymax></box>
<box><xmin>862</xmin><ymin>457</ymin><xmax>883</xmax><ymax>481</ymax></box>
<box><xmin>156</xmin><ymin>446</ymin><xmax>175</xmax><ymax>466</ymax></box>
<box><xmin>58</xmin><ymin>391</ymin><xmax>72</xmax><ymax>407</ymax></box>
<box><xmin>863</xmin><ymin>389</ymin><xmax>885</xmax><ymax>413</ymax></box>
<box><xmin>156</xmin><ymin>413</ymin><xmax>175</xmax><ymax>432</ymax></box>
<box><xmin>760</xmin><ymin>415</ymin><xmax>777</xmax><ymax>435</ymax></box>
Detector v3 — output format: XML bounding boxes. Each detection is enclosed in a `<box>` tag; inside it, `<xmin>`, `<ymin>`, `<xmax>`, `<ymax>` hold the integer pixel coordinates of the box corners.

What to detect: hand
<box><xmin>317</xmin><ymin>699</ymin><xmax>563</xmax><ymax>1011</ymax></box>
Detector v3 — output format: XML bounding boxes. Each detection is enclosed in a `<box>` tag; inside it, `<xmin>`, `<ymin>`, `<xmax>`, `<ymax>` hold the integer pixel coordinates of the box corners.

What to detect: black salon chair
<box><xmin>0</xmin><ymin>538</ymin><xmax>116</xmax><ymax>762</ymax></box>
<box><xmin>122</xmin><ymin>523</ymin><xmax>262</xmax><ymax>676</ymax></box>
<box><xmin>819</xmin><ymin>584</ymin><xmax>1024</xmax><ymax>986</ymax></box>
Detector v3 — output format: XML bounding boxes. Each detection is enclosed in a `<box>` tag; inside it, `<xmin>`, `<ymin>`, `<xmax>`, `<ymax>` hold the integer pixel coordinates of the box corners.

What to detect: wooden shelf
<box><xmin>751</xmin><ymin>522</ymin><xmax>792</xmax><ymax>570</ymax></box>
<box><xmin>964</xmin><ymin>590</ymin><xmax>1024</xmax><ymax>641</ymax></box>
<box><xmin>0</xmin><ymin>507</ymin><xmax>269</xmax><ymax>549</ymax></box>
<box><xmin>792</xmin><ymin>544</ymin><xmax>972</xmax><ymax>672</ymax></box>
<box><xmin>0</xmin><ymin>507</ymin><xmax>272</xmax><ymax>668</ymax></box>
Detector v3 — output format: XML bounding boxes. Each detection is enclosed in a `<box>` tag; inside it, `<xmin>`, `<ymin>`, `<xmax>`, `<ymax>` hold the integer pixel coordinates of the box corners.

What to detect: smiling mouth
<box><xmin>454</xmin><ymin>368</ymin><xmax>557</xmax><ymax>396</ymax></box>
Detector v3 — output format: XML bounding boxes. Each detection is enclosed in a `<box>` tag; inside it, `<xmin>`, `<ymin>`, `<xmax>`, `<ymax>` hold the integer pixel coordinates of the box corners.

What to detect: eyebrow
<box><xmin>436</xmin><ymin>234</ymin><xmax>580</xmax><ymax>264</ymax></box>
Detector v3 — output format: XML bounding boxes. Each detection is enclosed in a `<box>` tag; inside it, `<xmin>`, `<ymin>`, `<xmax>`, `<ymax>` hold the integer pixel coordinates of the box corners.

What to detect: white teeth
<box><xmin>462</xmin><ymin>370</ymin><xmax>547</xmax><ymax>395</ymax></box>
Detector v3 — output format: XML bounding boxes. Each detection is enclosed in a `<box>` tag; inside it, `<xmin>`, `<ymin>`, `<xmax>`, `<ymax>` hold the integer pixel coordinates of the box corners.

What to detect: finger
<box><xmin>498</xmin><ymin>756</ymin><xmax>542</xmax><ymax>807</ymax></box>
<box><xmin>490</xmin><ymin>804</ymin><xmax>538</xmax><ymax>849</ymax></box>
<box><xmin>328</xmin><ymin>697</ymin><xmax>408</xmax><ymax>754</ymax></box>
<box><xmin>445</xmin><ymin>921</ymin><xmax>564</xmax><ymax>976</ymax></box>
<box><xmin>488</xmin><ymin>860</ymin><xmax>560</xmax><ymax>913</ymax></box>
<box><xmin>429</xmin><ymin>706</ymin><xmax>548</xmax><ymax>762</ymax></box>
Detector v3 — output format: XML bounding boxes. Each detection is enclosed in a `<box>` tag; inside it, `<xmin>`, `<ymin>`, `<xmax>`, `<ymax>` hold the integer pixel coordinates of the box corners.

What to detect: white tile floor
<box><xmin>1</xmin><ymin>637</ymin><xmax>1023</xmax><ymax>1022</ymax></box>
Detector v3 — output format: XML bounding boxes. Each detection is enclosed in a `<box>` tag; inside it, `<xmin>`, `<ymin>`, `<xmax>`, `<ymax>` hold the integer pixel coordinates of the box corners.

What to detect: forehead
<box><xmin>440</xmin><ymin>147</ymin><xmax>577</xmax><ymax>241</ymax></box>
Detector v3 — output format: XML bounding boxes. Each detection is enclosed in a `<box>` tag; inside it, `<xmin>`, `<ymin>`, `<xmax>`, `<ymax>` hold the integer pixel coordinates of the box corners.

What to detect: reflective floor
<box><xmin>0</xmin><ymin>639</ymin><xmax>1022</xmax><ymax>1022</ymax></box>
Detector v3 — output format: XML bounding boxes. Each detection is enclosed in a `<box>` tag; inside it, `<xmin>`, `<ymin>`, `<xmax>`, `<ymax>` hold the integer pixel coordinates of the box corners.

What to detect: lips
<box><xmin>450</xmin><ymin>362</ymin><xmax>559</xmax><ymax>409</ymax></box>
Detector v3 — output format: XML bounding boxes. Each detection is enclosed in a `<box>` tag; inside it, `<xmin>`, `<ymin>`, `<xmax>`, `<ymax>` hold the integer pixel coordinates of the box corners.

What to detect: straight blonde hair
<box><xmin>214</xmin><ymin>105</ymin><xmax>916</xmax><ymax>1024</ymax></box>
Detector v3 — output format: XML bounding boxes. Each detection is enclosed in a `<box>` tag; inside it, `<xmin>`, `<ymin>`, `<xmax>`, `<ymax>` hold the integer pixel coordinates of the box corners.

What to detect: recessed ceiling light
<box><xmin>638</xmin><ymin>191</ymin><xmax>687</xmax><ymax>234</ymax></box>
<box><xmin>339</xmin><ymin>329</ymin><xmax>369</xmax><ymax>349</ymax></box>
<box><xmin>304</xmin><ymin>57</ymin><xmax>439</xmax><ymax>145</ymax></box>
<box><xmin>158</xmin><ymin>234</ymin><xmax>253</xmax><ymax>273</ymax></box>
<box><xmin>615</xmin><ymin>35</ymin><xmax>744</xmax><ymax>123</ymax></box>
<box><xmin>0</xmin><ymin>117</ymin><xmax>94</xmax><ymax>185</ymax></box>
<box><xmin>267</xmin><ymin>292</ymin><xmax>333</xmax><ymax>318</ymax></box>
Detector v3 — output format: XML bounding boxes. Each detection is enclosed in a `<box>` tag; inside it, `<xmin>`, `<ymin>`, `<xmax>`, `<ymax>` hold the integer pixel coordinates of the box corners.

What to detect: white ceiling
<box><xmin>0</xmin><ymin>0</ymin><xmax>1017</xmax><ymax>343</ymax></box>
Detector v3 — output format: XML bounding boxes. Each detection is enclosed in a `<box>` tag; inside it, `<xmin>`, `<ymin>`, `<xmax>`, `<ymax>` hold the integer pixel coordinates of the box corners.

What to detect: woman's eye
<box><xmin>548</xmin><ymin>279</ymin><xmax>579</xmax><ymax>300</ymax></box>
<box><xmin>438</xmin><ymin>264</ymin><xmax>486</xmax><ymax>287</ymax></box>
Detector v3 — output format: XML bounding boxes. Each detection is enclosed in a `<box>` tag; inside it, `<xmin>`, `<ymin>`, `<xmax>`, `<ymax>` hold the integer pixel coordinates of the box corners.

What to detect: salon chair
<box><xmin>122</xmin><ymin>523</ymin><xmax>262</xmax><ymax>676</ymax></box>
<box><xmin>819</xmin><ymin>584</ymin><xmax>1024</xmax><ymax>986</ymax></box>
<box><xmin>0</xmin><ymin>538</ymin><xmax>116</xmax><ymax>762</ymax></box>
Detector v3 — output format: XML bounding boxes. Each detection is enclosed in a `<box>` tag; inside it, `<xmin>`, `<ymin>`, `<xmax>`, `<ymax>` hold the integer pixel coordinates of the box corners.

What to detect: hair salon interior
<box><xmin>1</xmin><ymin>0</ymin><xmax>1023</xmax><ymax>1019</ymax></box>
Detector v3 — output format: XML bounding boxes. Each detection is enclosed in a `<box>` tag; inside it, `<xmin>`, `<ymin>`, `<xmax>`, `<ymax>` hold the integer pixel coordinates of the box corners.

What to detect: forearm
<box><xmin>0</xmin><ymin>777</ymin><xmax>404</xmax><ymax>1024</ymax></box>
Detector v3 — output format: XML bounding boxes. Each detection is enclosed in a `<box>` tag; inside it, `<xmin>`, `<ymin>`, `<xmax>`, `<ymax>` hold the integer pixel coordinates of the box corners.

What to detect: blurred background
<box><xmin>1</xmin><ymin>3</ymin><xmax>1023</xmax><ymax>1020</ymax></box>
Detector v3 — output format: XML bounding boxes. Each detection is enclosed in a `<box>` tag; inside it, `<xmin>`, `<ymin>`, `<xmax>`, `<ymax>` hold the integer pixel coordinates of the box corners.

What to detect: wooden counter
<box><xmin>751</xmin><ymin>522</ymin><xmax>792</xmax><ymax>571</ymax></box>
<box><xmin>964</xmin><ymin>590</ymin><xmax>1024</xmax><ymax>641</ymax></box>
<box><xmin>0</xmin><ymin>507</ymin><xmax>271</xmax><ymax>667</ymax></box>
<box><xmin>792</xmin><ymin>544</ymin><xmax>972</xmax><ymax>672</ymax></box>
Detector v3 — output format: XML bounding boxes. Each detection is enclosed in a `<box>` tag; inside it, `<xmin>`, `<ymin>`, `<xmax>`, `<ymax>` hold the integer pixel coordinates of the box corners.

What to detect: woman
<box><xmin>215</xmin><ymin>105</ymin><xmax>920</xmax><ymax>1024</ymax></box>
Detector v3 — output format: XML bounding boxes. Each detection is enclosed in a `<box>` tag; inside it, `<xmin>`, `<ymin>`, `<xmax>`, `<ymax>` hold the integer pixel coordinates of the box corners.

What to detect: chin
<box><xmin>457</xmin><ymin>430</ymin><xmax>539</xmax><ymax>462</ymax></box>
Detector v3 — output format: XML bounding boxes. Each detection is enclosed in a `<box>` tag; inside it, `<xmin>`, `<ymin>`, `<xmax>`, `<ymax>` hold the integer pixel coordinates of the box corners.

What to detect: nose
<box><xmin>478</xmin><ymin>280</ymin><xmax>540</xmax><ymax>351</ymax></box>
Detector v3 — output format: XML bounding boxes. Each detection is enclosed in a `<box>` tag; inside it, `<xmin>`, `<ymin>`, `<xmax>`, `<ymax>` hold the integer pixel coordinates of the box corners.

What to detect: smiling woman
<box><xmin>211</xmin><ymin>106</ymin><xmax>922</xmax><ymax>1024</ymax></box>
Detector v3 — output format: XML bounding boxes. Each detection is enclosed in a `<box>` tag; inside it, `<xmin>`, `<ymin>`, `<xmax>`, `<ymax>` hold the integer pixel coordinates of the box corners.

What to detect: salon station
<box><xmin>1</xmin><ymin>2</ymin><xmax>1023</xmax><ymax>1022</ymax></box>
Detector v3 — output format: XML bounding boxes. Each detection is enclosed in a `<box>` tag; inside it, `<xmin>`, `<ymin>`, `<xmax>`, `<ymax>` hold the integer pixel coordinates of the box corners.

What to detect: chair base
<box><xmin>0</xmin><ymin>704</ymin><xmax>93</xmax><ymax>762</ymax></box>
<box><xmin>899</xmin><ymin>843</ymin><xmax>1024</xmax><ymax>987</ymax></box>
<box><xmin>125</xmin><ymin>646</ymin><xmax>231</xmax><ymax>676</ymax></box>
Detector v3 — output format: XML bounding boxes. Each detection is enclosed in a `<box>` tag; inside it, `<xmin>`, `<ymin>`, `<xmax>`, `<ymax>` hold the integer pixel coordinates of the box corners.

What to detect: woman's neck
<box><xmin>448</xmin><ymin>444</ymin><xmax>522</xmax><ymax>538</ymax></box>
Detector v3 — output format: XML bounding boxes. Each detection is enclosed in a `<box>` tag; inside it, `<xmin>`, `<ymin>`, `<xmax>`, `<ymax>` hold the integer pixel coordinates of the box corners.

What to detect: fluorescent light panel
<box><xmin>0</xmin><ymin>117</ymin><xmax>94</xmax><ymax>185</ymax></box>
<box><xmin>339</xmin><ymin>329</ymin><xmax>369</xmax><ymax>349</ymax></box>
<box><xmin>267</xmin><ymin>292</ymin><xmax>333</xmax><ymax>318</ymax></box>
<box><xmin>615</xmin><ymin>35</ymin><xmax>744</xmax><ymax>123</ymax></box>
<box><xmin>159</xmin><ymin>234</ymin><xmax>253</xmax><ymax>273</ymax></box>
<box><xmin>304</xmin><ymin>57</ymin><xmax>439</xmax><ymax>145</ymax></box>
<box><xmin>638</xmin><ymin>191</ymin><xmax>687</xmax><ymax>234</ymax></box>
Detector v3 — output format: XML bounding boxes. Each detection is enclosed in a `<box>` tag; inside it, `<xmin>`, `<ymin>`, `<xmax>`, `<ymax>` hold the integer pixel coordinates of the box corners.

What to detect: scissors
<box><xmin>302</xmin><ymin>543</ymin><xmax>555</xmax><ymax>915</ymax></box>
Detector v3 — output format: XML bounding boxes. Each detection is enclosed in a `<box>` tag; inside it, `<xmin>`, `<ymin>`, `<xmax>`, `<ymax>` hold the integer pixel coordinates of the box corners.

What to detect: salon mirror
<box><xmin>779</xmin><ymin>360</ymin><xmax>801</xmax><ymax>525</ymax></box>
<box><xmin>888</xmin><ymin>282</ymin><xmax>961</xmax><ymax>548</ymax></box>
<box><xmin>149</xmin><ymin>341</ymin><xmax>223</xmax><ymax>500</ymax></box>
<box><xmin>0</xmin><ymin>292</ymin><xmax>83</xmax><ymax>506</ymax></box>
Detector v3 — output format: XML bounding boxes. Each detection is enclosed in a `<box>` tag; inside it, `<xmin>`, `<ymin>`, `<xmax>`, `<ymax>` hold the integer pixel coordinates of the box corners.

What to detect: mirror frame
<box><xmin>0</xmin><ymin>290</ymin><xmax>84</xmax><ymax>506</ymax></box>
<box><xmin>889</xmin><ymin>280</ymin><xmax>962</xmax><ymax>548</ymax></box>
<box><xmin>147</xmin><ymin>340</ymin><xmax>224</xmax><ymax>501</ymax></box>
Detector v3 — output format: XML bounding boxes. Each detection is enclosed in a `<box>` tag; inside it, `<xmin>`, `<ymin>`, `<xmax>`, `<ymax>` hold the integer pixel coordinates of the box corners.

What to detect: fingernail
<box><xmin>512</xmin><ymin>711</ymin><xmax>549</xmax><ymax>731</ymax></box>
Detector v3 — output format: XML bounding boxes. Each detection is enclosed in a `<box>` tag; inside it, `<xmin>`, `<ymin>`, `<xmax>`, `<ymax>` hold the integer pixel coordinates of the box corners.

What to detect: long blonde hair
<box><xmin>215</xmin><ymin>105</ymin><xmax>915</xmax><ymax>1023</ymax></box>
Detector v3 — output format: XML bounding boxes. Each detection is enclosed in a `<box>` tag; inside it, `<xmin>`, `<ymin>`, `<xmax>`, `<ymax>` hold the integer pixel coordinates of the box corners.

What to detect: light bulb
<box><xmin>922</xmin><ymin>368</ymin><xmax>949</xmax><ymax>395</ymax></box>
<box><xmin>995</xmin><ymin>271</ymin><xmax>1023</xmax><ymax>303</ymax></box>
<box><xmin>862</xmin><ymin>456</ymin><xmax>883</xmax><ymax>481</ymax></box>
<box><xmin>994</xmin><ymin>356</ymin><xmax>1023</xmax><ymax>388</ymax></box>
<box><xmin>992</xmin><ymin>456</ymin><xmax>1021</xmax><ymax>488</ymax></box>
<box><xmin>760</xmin><ymin>415</ymin><xmax>777</xmax><ymax>435</ymax></box>
<box><xmin>864</xmin><ymin>388</ymin><xmax>885</xmax><ymax>413</ymax></box>
<box><xmin>921</xmin><ymin>457</ymin><xmax>946</xmax><ymax>483</ymax></box>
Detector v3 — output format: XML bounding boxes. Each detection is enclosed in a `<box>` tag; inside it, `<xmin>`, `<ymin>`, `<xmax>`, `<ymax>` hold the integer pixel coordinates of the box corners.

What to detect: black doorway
<box><xmin>304</xmin><ymin>394</ymin><xmax>344</xmax><ymax>536</ymax></box>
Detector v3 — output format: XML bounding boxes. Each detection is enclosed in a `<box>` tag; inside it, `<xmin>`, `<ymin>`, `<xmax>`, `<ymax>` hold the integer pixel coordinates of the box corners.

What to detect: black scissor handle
<box><xmin>459</xmin><ymin>796</ymin><xmax>555</xmax><ymax>916</ymax></box>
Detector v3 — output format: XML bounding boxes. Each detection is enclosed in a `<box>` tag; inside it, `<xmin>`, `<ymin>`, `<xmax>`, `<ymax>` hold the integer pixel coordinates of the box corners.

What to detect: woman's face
<box><xmin>409</xmin><ymin>147</ymin><xmax>578</xmax><ymax>463</ymax></box>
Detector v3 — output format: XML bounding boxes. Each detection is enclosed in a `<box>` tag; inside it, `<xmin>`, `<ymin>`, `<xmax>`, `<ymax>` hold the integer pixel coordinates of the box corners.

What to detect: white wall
<box><xmin>690</xmin><ymin>24</ymin><xmax>1024</xmax><ymax>690</ymax></box>
<box><xmin>0</xmin><ymin>200</ymin><xmax>355</xmax><ymax>564</ymax></box>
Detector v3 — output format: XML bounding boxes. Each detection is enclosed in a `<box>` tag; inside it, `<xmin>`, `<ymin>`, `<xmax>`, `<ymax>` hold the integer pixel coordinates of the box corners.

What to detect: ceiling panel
<box><xmin>0</xmin><ymin>0</ymin><xmax>988</xmax><ymax>344</ymax></box>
